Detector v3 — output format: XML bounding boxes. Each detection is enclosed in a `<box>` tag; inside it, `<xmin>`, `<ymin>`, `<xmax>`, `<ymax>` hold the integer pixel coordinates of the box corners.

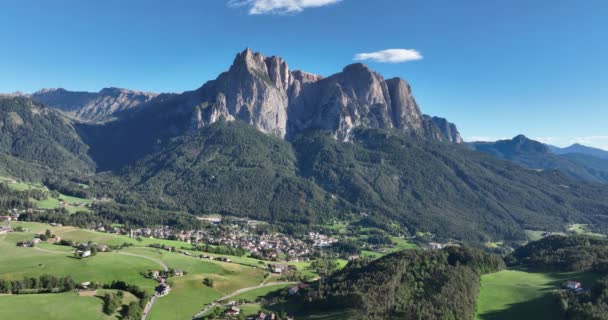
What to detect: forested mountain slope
<box><xmin>0</xmin><ymin>97</ymin><xmax>94</xmax><ymax>178</ymax></box>
<box><xmin>114</xmin><ymin>121</ymin><xmax>608</xmax><ymax>243</ymax></box>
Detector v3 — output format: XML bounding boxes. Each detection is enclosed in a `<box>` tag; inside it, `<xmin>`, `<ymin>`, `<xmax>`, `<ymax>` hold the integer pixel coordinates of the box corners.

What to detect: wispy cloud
<box><xmin>228</xmin><ymin>0</ymin><xmax>341</xmax><ymax>15</ymax></box>
<box><xmin>354</xmin><ymin>49</ymin><xmax>423</xmax><ymax>63</ymax></box>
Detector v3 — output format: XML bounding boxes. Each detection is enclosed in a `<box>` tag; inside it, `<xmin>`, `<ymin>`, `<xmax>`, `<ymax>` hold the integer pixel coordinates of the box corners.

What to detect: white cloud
<box><xmin>228</xmin><ymin>0</ymin><xmax>341</xmax><ymax>15</ymax></box>
<box><xmin>354</xmin><ymin>49</ymin><xmax>423</xmax><ymax>63</ymax></box>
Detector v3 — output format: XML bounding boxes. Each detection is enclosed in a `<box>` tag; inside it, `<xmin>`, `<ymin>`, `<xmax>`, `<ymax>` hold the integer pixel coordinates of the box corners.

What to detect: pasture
<box><xmin>475</xmin><ymin>269</ymin><xmax>597</xmax><ymax>320</ymax></box>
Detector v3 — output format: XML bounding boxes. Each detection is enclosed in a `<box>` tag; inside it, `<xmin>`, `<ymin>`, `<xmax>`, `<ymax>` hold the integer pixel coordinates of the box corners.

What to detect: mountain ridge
<box><xmin>28</xmin><ymin>87</ymin><xmax>159</xmax><ymax>122</ymax></box>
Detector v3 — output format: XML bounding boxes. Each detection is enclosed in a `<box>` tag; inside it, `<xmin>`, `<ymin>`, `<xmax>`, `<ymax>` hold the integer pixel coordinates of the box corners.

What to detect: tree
<box><xmin>203</xmin><ymin>278</ymin><xmax>214</xmax><ymax>288</ymax></box>
<box><xmin>102</xmin><ymin>293</ymin><xmax>120</xmax><ymax>315</ymax></box>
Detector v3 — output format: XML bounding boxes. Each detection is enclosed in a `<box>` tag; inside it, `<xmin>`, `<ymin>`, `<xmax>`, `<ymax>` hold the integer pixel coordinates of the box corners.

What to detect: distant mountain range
<box><xmin>27</xmin><ymin>87</ymin><xmax>158</xmax><ymax>122</ymax></box>
<box><xmin>470</xmin><ymin>135</ymin><xmax>608</xmax><ymax>184</ymax></box>
<box><xmin>2</xmin><ymin>49</ymin><xmax>608</xmax><ymax>243</ymax></box>
<box><xmin>548</xmin><ymin>143</ymin><xmax>608</xmax><ymax>160</ymax></box>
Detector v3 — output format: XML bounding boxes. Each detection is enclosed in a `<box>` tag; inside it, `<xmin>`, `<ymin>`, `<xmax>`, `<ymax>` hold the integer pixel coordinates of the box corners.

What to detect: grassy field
<box><xmin>1</xmin><ymin>177</ymin><xmax>92</xmax><ymax>213</ymax></box>
<box><xmin>0</xmin><ymin>222</ymin><xmax>338</xmax><ymax>319</ymax></box>
<box><xmin>568</xmin><ymin>224</ymin><xmax>606</xmax><ymax>238</ymax></box>
<box><xmin>230</xmin><ymin>283</ymin><xmax>291</xmax><ymax>302</ymax></box>
<box><xmin>0</xmin><ymin>290</ymin><xmax>137</xmax><ymax>320</ymax></box>
<box><xmin>0</xmin><ymin>292</ymin><xmax>112</xmax><ymax>320</ymax></box>
<box><xmin>117</xmin><ymin>247</ymin><xmax>268</xmax><ymax>320</ymax></box>
<box><xmin>475</xmin><ymin>269</ymin><xmax>598</xmax><ymax>320</ymax></box>
<box><xmin>0</xmin><ymin>233</ymin><xmax>159</xmax><ymax>292</ymax></box>
<box><xmin>524</xmin><ymin>229</ymin><xmax>566</xmax><ymax>241</ymax></box>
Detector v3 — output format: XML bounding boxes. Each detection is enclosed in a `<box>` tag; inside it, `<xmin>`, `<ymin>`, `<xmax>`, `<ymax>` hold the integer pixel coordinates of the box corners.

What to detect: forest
<box><xmin>298</xmin><ymin>247</ymin><xmax>505</xmax><ymax>319</ymax></box>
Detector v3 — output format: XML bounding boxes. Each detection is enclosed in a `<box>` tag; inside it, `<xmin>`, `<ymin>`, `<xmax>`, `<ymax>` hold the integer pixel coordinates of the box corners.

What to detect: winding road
<box><xmin>192</xmin><ymin>281</ymin><xmax>297</xmax><ymax>319</ymax></box>
<box><xmin>32</xmin><ymin>246</ymin><xmax>168</xmax><ymax>320</ymax></box>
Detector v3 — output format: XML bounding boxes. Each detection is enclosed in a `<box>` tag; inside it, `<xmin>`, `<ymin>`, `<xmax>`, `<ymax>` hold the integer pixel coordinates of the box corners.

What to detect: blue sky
<box><xmin>1</xmin><ymin>0</ymin><xmax>607</xmax><ymax>149</ymax></box>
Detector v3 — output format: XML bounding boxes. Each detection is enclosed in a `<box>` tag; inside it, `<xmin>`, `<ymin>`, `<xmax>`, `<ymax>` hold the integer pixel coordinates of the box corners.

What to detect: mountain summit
<box><xmin>192</xmin><ymin>49</ymin><xmax>461</xmax><ymax>142</ymax></box>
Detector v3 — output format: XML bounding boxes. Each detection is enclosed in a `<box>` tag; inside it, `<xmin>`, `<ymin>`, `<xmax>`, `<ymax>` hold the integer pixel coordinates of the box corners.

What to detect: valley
<box><xmin>0</xmin><ymin>26</ymin><xmax>607</xmax><ymax>320</ymax></box>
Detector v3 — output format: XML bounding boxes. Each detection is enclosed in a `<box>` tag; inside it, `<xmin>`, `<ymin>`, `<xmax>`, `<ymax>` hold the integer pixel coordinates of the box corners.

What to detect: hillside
<box><xmin>111</xmin><ymin>120</ymin><xmax>608</xmax><ymax>243</ymax></box>
<box><xmin>118</xmin><ymin>120</ymin><xmax>343</xmax><ymax>225</ymax></box>
<box><xmin>76</xmin><ymin>49</ymin><xmax>462</xmax><ymax>171</ymax></box>
<box><xmin>0</xmin><ymin>97</ymin><xmax>94</xmax><ymax>179</ymax></box>
<box><xmin>297</xmin><ymin>247</ymin><xmax>504</xmax><ymax>320</ymax></box>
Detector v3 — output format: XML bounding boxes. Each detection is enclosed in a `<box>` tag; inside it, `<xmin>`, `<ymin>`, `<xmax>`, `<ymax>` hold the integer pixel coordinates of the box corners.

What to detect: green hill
<box><xmin>297</xmin><ymin>247</ymin><xmax>504</xmax><ymax>320</ymax></box>
<box><xmin>0</xmin><ymin>97</ymin><xmax>94</xmax><ymax>179</ymax></box>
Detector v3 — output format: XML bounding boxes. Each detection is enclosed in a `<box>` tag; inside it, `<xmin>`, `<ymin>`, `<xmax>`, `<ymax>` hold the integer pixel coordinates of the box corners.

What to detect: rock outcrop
<box><xmin>193</xmin><ymin>49</ymin><xmax>462</xmax><ymax>143</ymax></box>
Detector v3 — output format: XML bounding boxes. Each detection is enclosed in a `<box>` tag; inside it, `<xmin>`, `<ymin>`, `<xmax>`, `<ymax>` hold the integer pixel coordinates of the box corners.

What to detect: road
<box><xmin>33</xmin><ymin>246</ymin><xmax>168</xmax><ymax>320</ymax></box>
<box><xmin>192</xmin><ymin>281</ymin><xmax>297</xmax><ymax>319</ymax></box>
<box><xmin>112</xmin><ymin>252</ymin><xmax>169</xmax><ymax>320</ymax></box>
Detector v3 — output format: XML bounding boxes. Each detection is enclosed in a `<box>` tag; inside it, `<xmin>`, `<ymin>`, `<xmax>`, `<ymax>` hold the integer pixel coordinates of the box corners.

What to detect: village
<box><xmin>93</xmin><ymin>218</ymin><xmax>340</xmax><ymax>263</ymax></box>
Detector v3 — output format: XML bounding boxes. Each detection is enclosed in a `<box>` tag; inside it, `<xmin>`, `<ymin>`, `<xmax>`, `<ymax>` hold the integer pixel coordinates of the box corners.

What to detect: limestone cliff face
<box><xmin>31</xmin><ymin>49</ymin><xmax>461</xmax><ymax>144</ymax></box>
<box><xmin>194</xmin><ymin>49</ymin><xmax>462</xmax><ymax>143</ymax></box>
<box><xmin>30</xmin><ymin>88</ymin><xmax>158</xmax><ymax>122</ymax></box>
<box><xmin>197</xmin><ymin>49</ymin><xmax>290</xmax><ymax>137</ymax></box>
<box><xmin>427</xmin><ymin>116</ymin><xmax>463</xmax><ymax>144</ymax></box>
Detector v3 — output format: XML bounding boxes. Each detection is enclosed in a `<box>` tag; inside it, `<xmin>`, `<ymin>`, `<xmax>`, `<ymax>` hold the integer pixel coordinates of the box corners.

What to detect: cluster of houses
<box><xmin>308</xmin><ymin>232</ymin><xmax>338</xmax><ymax>247</ymax></box>
<box><xmin>267</xmin><ymin>263</ymin><xmax>296</xmax><ymax>275</ymax></box>
<box><xmin>0</xmin><ymin>212</ymin><xmax>21</xmax><ymax>222</ymax></box>
<box><xmin>95</xmin><ymin>222</ymin><xmax>338</xmax><ymax>263</ymax></box>
<box><xmin>74</xmin><ymin>242</ymin><xmax>109</xmax><ymax>258</ymax></box>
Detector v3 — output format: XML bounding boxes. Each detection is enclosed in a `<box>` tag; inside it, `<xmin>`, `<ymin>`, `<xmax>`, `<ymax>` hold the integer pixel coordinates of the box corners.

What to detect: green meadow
<box><xmin>0</xmin><ymin>292</ymin><xmax>111</xmax><ymax>320</ymax></box>
<box><xmin>475</xmin><ymin>269</ymin><xmax>598</xmax><ymax>320</ymax></box>
<box><xmin>0</xmin><ymin>222</ymin><xmax>305</xmax><ymax>320</ymax></box>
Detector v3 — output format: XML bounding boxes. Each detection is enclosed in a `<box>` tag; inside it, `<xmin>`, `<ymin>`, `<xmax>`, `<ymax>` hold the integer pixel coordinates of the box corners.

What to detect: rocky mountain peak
<box><xmin>192</xmin><ymin>49</ymin><xmax>462</xmax><ymax>143</ymax></box>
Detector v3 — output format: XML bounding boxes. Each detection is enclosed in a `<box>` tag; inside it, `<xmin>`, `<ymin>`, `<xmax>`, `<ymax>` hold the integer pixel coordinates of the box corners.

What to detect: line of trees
<box><xmin>0</xmin><ymin>275</ymin><xmax>75</xmax><ymax>294</ymax></box>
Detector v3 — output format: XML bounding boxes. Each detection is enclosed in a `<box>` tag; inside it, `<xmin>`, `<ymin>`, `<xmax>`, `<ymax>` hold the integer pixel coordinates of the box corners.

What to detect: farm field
<box><xmin>1</xmin><ymin>177</ymin><xmax>92</xmax><ymax>213</ymax></box>
<box><xmin>0</xmin><ymin>223</ymin><xmax>296</xmax><ymax>320</ymax></box>
<box><xmin>229</xmin><ymin>283</ymin><xmax>291</xmax><ymax>302</ymax></box>
<box><xmin>0</xmin><ymin>232</ymin><xmax>159</xmax><ymax>292</ymax></box>
<box><xmin>121</xmin><ymin>246</ymin><xmax>268</xmax><ymax>320</ymax></box>
<box><xmin>0</xmin><ymin>292</ymin><xmax>111</xmax><ymax>320</ymax></box>
<box><xmin>475</xmin><ymin>269</ymin><xmax>598</xmax><ymax>320</ymax></box>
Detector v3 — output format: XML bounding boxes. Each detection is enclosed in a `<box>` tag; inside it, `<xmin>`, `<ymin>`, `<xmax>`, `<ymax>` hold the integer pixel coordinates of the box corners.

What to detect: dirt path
<box><xmin>114</xmin><ymin>251</ymin><xmax>169</xmax><ymax>271</ymax></box>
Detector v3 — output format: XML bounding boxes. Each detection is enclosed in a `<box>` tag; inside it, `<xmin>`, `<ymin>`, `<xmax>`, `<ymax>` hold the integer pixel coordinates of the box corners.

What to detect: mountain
<box><xmin>550</xmin><ymin>143</ymin><xmax>608</xmax><ymax>160</ymax></box>
<box><xmin>77</xmin><ymin>49</ymin><xmax>462</xmax><ymax>171</ymax></box>
<box><xmin>30</xmin><ymin>87</ymin><xmax>158</xmax><ymax>122</ymax></box>
<box><xmin>427</xmin><ymin>115</ymin><xmax>463</xmax><ymax>144</ymax></box>
<box><xmin>109</xmin><ymin>120</ymin><xmax>608</xmax><ymax>242</ymax></box>
<box><xmin>470</xmin><ymin>135</ymin><xmax>608</xmax><ymax>184</ymax></box>
<box><xmin>4</xmin><ymin>49</ymin><xmax>608</xmax><ymax>245</ymax></box>
<box><xmin>194</xmin><ymin>49</ymin><xmax>462</xmax><ymax>143</ymax></box>
<box><xmin>0</xmin><ymin>96</ymin><xmax>94</xmax><ymax>179</ymax></box>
